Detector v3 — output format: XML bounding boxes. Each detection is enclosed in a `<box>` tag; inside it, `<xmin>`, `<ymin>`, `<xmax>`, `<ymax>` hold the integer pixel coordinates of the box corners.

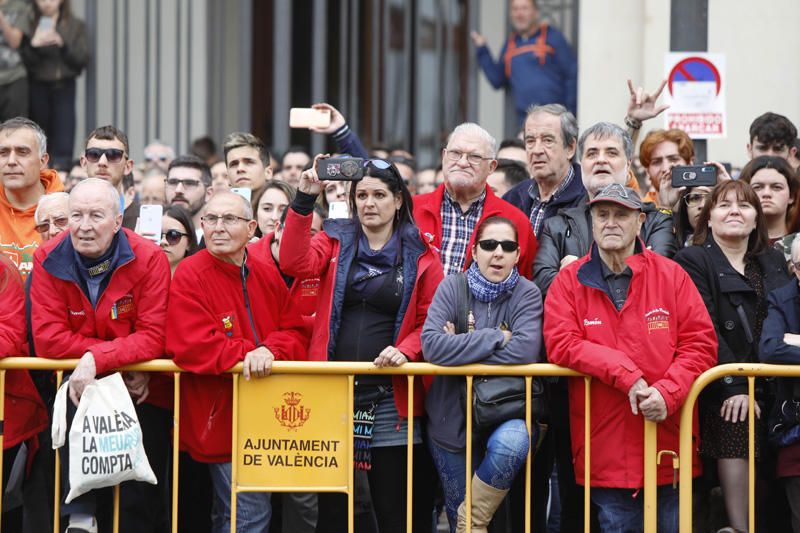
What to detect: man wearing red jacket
<box><xmin>544</xmin><ymin>184</ymin><xmax>717</xmax><ymax>532</ymax></box>
<box><xmin>413</xmin><ymin>122</ymin><xmax>537</xmax><ymax>278</ymax></box>
<box><xmin>0</xmin><ymin>253</ymin><xmax>48</xmax><ymax>530</ymax></box>
<box><xmin>167</xmin><ymin>191</ymin><xmax>308</xmax><ymax>533</ymax></box>
<box><xmin>30</xmin><ymin>178</ymin><xmax>171</xmax><ymax>533</ymax></box>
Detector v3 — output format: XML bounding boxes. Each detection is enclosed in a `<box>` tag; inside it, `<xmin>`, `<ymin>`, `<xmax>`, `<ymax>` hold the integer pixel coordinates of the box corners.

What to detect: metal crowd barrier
<box><xmin>6</xmin><ymin>358</ymin><xmax>766</xmax><ymax>533</ymax></box>
<box><xmin>678</xmin><ymin>363</ymin><xmax>800</xmax><ymax>533</ymax></box>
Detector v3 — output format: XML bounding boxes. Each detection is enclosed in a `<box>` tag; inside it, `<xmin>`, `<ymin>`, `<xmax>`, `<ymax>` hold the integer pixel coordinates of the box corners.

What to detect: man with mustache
<box><xmin>534</xmin><ymin>121</ymin><xmax>676</xmax><ymax>296</ymax></box>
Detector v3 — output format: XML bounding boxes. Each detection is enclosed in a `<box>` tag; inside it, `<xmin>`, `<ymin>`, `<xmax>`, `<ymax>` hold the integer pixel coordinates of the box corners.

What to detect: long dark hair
<box><xmin>348</xmin><ymin>159</ymin><xmax>415</xmax><ymax>228</ymax></box>
<box><xmin>34</xmin><ymin>0</ymin><xmax>73</xmax><ymax>25</ymax></box>
<box><xmin>163</xmin><ymin>205</ymin><xmax>200</xmax><ymax>258</ymax></box>
<box><xmin>692</xmin><ymin>180</ymin><xmax>769</xmax><ymax>256</ymax></box>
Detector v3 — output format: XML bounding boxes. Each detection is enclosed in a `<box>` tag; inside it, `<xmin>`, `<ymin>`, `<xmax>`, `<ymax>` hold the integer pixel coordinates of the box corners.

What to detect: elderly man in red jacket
<box><xmin>544</xmin><ymin>184</ymin><xmax>717</xmax><ymax>532</ymax></box>
<box><xmin>167</xmin><ymin>191</ymin><xmax>308</xmax><ymax>533</ymax></box>
<box><xmin>30</xmin><ymin>177</ymin><xmax>171</xmax><ymax>533</ymax></box>
<box><xmin>413</xmin><ymin>122</ymin><xmax>538</xmax><ymax>278</ymax></box>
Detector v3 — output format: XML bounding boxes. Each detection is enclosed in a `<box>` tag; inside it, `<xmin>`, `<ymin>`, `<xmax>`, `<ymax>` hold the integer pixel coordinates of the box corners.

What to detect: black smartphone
<box><xmin>671</xmin><ymin>165</ymin><xmax>717</xmax><ymax>188</ymax></box>
<box><xmin>316</xmin><ymin>157</ymin><xmax>364</xmax><ymax>181</ymax></box>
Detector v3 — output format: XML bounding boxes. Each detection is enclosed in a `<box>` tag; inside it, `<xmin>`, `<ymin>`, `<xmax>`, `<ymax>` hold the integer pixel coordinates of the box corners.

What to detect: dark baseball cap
<box><xmin>588</xmin><ymin>183</ymin><xmax>643</xmax><ymax>211</ymax></box>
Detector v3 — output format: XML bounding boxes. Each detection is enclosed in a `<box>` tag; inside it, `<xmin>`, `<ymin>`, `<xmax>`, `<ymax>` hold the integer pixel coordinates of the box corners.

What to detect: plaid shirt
<box><xmin>439</xmin><ymin>189</ymin><xmax>486</xmax><ymax>276</ymax></box>
<box><xmin>528</xmin><ymin>166</ymin><xmax>575</xmax><ymax>237</ymax></box>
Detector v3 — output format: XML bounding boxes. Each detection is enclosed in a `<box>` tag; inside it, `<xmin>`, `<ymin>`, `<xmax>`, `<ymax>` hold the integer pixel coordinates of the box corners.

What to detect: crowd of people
<box><xmin>1</xmin><ymin>1</ymin><xmax>800</xmax><ymax>533</ymax></box>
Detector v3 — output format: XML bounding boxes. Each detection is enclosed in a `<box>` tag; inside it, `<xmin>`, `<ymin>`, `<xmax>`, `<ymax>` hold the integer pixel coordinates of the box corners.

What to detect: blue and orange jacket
<box><xmin>476</xmin><ymin>24</ymin><xmax>577</xmax><ymax>122</ymax></box>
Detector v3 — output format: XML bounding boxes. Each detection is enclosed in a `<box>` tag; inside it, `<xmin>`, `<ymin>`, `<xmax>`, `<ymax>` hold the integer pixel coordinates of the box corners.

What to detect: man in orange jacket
<box><xmin>0</xmin><ymin>117</ymin><xmax>63</xmax><ymax>279</ymax></box>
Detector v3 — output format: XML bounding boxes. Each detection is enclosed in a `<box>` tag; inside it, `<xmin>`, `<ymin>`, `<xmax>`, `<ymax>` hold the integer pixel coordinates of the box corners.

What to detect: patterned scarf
<box><xmin>465</xmin><ymin>261</ymin><xmax>520</xmax><ymax>303</ymax></box>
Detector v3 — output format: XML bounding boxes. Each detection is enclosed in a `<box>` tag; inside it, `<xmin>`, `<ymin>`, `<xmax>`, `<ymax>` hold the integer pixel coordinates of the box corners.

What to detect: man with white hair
<box><xmin>167</xmin><ymin>191</ymin><xmax>308</xmax><ymax>532</ymax></box>
<box><xmin>143</xmin><ymin>139</ymin><xmax>175</xmax><ymax>174</ymax></box>
<box><xmin>413</xmin><ymin>122</ymin><xmax>538</xmax><ymax>277</ymax></box>
<box><xmin>30</xmin><ymin>177</ymin><xmax>171</xmax><ymax>533</ymax></box>
<box><xmin>34</xmin><ymin>191</ymin><xmax>69</xmax><ymax>242</ymax></box>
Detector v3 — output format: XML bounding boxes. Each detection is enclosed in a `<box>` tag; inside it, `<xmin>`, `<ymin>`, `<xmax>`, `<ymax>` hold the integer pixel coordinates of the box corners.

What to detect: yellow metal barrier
<box><xmin>678</xmin><ymin>363</ymin><xmax>800</xmax><ymax>533</ymax></box>
<box><xmin>0</xmin><ymin>358</ymin><xmax>674</xmax><ymax>533</ymax></box>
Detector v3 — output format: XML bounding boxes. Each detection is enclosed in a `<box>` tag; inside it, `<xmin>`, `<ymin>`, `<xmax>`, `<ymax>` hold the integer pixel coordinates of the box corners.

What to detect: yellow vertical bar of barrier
<box><xmin>748</xmin><ymin>376</ymin><xmax>755</xmax><ymax>533</ymax></box>
<box><xmin>113</xmin><ymin>485</ymin><xmax>121</xmax><ymax>533</ymax></box>
<box><xmin>0</xmin><ymin>369</ymin><xmax>5</xmax><ymax>533</ymax></box>
<box><xmin>348</xmin><ymin>375</ymin><xmax>355</xmax><ymax>533</ymax></box>
<box><xmin>54</xmin><ymin>370</ymin><xmax>63</xmax><ymax>533</ymax></box>
<box><xmin>679</xmin><ymin>399</ymin><xmax>695</xmax><ymax>533</ymax></box>
<box><xmin>643</xmin><ymin>420</ymin><xmax>658</xmax><ymax>532</ymax></box>
<box><xmin>231</xmin><ymin>374</ymin><xmax>239</xmax><ymax>533</ymax></box>
<box><xmin>524</xmin><ymin>376</ymin><xmax>532</xmax><ymax>532</ymax></box>
<box><xmin>406</xmin><ymin>375</ymin><xmax>414</xmax><ymax>533</ymax></box>
<box><xmin>172</xmin><ymin>372</ymin><xmax>181</xmax><ymax>533</ymax></box>
<box><xmin>584</xmin><ymin>377</ymin><xmax>591</xmax><ymax>533</ymax></box>
<box><xmin>465</xmin><ymin>375</ymin><xmax>474</xmax><ymax>532</ymax></box>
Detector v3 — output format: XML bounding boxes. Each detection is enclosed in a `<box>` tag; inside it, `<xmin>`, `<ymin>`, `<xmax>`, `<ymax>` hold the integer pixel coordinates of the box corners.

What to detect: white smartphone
<box><xmin>138</xmin><ymin>204</ymin><xmax>163</xmax><ymax>244</ymax></box>
<box><xmin>289</xmin><ymin>108</ymin><xmax>331</xmax><ymax>129</ymax></box>
<box><xmin>37</xmin><ymin>16</ymin><xmax>55</xmax><ymax>33</ymax></box>
<box><xmin>231</xmin><ymin>187</ymin><xmax>252</xmax><ymax>203</ymax></box>
<box><xmin>328</xmin><ymin>201</ymin><xmax>349</xmax><ymax>219</ymax></box>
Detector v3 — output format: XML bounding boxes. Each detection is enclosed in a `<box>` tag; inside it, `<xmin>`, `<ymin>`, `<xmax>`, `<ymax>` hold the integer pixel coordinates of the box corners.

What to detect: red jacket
<box><xmin>167</xmin><ymin>248</ymin><xmax>308</xmax><ymax>463</ymax></box>
<box><xmin>280</xmin><ymin>209</ymin><xmax>444</xmax><ymax>417</ymax></box>
<box><xmin>412</xmin><ymin>184</ymin><xmax>538</xmax><ymax>278</ymax></box>
<box><xmin>544</xmin><ymin>244</ymin><xmax>717</xmax><ymax>488</ymax></box>
<box><xmin>249</xmin><ymin>233</ymin><xmax>320</xmax><ymax>320</ymax></box>
<box><xmin>30</xmin><ymin>229</ymin><xmax>172</xmax><ymax>407</ymax></box>
<box><xmin>0</xmin><ymin>254</ymin><xmax>48</xmax><ymax>449</ymax></box>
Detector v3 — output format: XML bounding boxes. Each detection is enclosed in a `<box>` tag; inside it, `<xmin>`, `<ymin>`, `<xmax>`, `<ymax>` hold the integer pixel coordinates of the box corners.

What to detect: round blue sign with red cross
<box><xmin>668</xmin><ymin>56</ymin><xmax>721</xmax><ymax>96</ymax></box>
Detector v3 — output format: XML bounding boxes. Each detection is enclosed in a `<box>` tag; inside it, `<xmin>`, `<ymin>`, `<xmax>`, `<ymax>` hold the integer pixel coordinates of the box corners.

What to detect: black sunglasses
<box><xmin>477</xmin><ymin>239</ymin><xmax>519</xmax><ymax>252</ymax></box>
<box><xmin>161</xmin><ymin>229</ymin><xmax>189</xmax><ymax>245</ymax></box>
<box><xmin>85</xmin><ymin>148</ymin><xmax>126</xmax><ymax>164</ymax></box>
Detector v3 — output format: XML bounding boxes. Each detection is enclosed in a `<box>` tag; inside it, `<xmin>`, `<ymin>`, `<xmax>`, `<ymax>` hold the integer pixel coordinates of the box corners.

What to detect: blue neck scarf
<box><xmin>465</xmin><ymin>261</ymin><xmax>520</xmax><ymax>303</ymax></box>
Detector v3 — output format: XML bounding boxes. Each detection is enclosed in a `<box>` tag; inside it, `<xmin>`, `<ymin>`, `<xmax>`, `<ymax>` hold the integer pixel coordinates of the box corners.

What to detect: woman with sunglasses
<box><xmin>160</xmin><ymin>205</ymin><xmax>199</xmax><ymax>276</ymax></box>
<box><xmin>674</xmin><ymin>186</ymin><xmax>713</xmax><ymax>249</ymax></box>
<box><xmin>280</xmin><ymin>155</ymin><xmax>444</xmax><ymax>533</ymax></box>
<box><xmin>421</xmin><ymin>215</ymin><xmax>542</xmax><ymax>532</ymax></box>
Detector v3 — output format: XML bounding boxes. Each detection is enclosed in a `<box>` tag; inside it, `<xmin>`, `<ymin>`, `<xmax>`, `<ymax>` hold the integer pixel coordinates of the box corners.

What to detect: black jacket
<box><xmin>502</xmin><ymin>163</ymin><xmax>585</xmax><ymax>224</ymax></box>
<box><xmin>20</xmin><ymin>15</ymin><xmax>89</xmax><ymax>82</ymax></box>
<box><xmin>532</xmin><ymin>198</ymin><xmax>677</xmax><ymax>296</ymax></box>
<box><xmin>674</xmin><ymin>236</ymin><xmax>789</xmax><ymax>400</ymax></box>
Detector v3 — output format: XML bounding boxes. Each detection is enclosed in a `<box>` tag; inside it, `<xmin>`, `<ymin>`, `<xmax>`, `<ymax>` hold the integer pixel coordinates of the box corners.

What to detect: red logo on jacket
<box><xmin>645</xmin><ymin>307</ymin><xmax>671</xmax><ymax>333</ymax></box>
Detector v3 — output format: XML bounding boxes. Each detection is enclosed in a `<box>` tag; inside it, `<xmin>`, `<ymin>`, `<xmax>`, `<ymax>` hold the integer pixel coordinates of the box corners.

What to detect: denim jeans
<box><xmin>208</xmin><ymin>462</ymin><xmax>271</xmax><ymax>533</ymax></box>
<box><xmin>591</xmin><ymin>485</ymin><xmax>678</xmax><ymax>533</ymax></box>
<box><xmin>427</xmin><ymin>419</ymin><xmax>532</xmax><ymax>532</ymax></box>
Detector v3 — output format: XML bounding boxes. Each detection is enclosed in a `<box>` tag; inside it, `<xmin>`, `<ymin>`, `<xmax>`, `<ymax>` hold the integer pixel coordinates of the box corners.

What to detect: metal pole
<box><xmin>670</xmin><ymin>0</ymin><xmax>709</xmax><ymax>162</ymax></box>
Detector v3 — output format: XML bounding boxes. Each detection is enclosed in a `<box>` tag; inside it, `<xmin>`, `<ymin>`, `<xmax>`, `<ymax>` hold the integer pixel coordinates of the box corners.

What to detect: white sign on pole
<box><xmin>663</xmin><ymin>53</ymin><xmax>726</xmax><ymax>139</ymax></box>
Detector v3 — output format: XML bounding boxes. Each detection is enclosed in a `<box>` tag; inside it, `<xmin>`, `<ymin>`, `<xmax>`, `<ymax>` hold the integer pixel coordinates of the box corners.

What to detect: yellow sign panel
<box><xmin>236</xmin><ymin>374</ymin><xmax>350</xmax><ymax>489</ymax></box>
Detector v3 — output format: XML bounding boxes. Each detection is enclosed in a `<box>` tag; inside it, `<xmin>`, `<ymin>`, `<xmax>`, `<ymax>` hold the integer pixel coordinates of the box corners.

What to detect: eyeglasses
<box><xmin>477</xmin><ymin>239</ymin><xmax>519</xmax><ymax>252</ymax></box>
<box><xmin>84</xmin><ymin>148</ymin><xmax>126</xmax><ymax>164</ymax></box>
<box><xmin>35</xmin><ymin>216</ymin><xmax>68</xmax><ymax>234</ymax></box>
<box><xmin>161</xmin><ymin>229</ymin><xmax>189</xmax><ymax>245</ymax></box>
<box><xmin>166</xmin><ymin>178</ymin><xmax>202</xmax><ymax>189</ymax></box>
<box><xmin>146</xmin><ymin>156</ymin><xmax>170</xmax><ymax>162</ymax></box>
<box><xmin>445</xmin><ymin>149</ymin><xmax>493</xmax><ymax>166</ymax></box>
<box><xmin>683</xmin><ymin>192</ymin><xmax>709</xmax><ymax>207</ymax></box>
<box><xmin>201</xmin><ymin>214</ymin><xmax>251</xmax><ymax>226</ymax></box>
<box><xmin>793</xmin><ymin>261</ymin><xmax>800</xmax><ymax>272</ymax></box>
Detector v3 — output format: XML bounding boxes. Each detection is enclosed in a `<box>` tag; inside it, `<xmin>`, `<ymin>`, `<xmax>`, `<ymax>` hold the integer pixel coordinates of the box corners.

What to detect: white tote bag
<box><xmin>52</xmin><ymin>372</ymin><xmax>157</xmax><ymax>503</ymax></box>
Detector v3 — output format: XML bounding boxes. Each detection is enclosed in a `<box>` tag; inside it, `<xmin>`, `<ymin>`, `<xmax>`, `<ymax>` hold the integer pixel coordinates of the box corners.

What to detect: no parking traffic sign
<box><xmin>664</xmin><ymin>53</ymin><xmax>726</xmax><ymax>139</ymax></box>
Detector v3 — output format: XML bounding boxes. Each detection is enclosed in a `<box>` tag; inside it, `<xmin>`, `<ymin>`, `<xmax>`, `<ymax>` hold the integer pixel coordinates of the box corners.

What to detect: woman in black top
<box><xmin>675</xmin><ymin>180</ymin><xmax>789</xmax><ymax>532</ymax></box>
